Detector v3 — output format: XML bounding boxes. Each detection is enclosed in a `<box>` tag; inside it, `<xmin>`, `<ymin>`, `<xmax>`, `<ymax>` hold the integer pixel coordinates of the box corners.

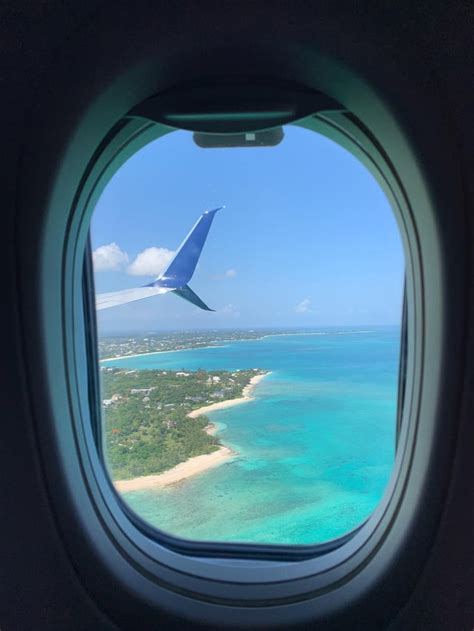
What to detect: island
<box><xmin>100</xmin><ymin>366</ymin><xmax>270</xmax><ymax>491</ymax></box>
<box><xmin>98</xmin><ymin>329</ymin><xmax>270</xmax><ymax>360</ymax></box>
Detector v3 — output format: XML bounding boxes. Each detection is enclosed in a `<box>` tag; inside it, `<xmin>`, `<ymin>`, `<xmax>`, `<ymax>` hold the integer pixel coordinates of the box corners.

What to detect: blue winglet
<box><xmin>98</xmin><ymin>207</ymin><xmax>223</xmax><ymax>312</ymax></box>
<box><xmin>171</xmin><ymin>284</ymin><xmax>215</xmax><ymax>311</ymax></box>
<box><xmin>149</xmin><ymin>207</ymin><xmax>223</xmax><ymax>289</ymax></box>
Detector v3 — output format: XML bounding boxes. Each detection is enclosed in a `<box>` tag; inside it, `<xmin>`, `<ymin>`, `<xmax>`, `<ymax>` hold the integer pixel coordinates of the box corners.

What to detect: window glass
<box><xmin>91</xmin><ymin>126</ymin><xmax>404</xmax><ymax>545</ymax></box>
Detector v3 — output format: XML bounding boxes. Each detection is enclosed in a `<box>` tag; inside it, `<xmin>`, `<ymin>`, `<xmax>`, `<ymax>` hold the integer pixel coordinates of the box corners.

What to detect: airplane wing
<box><xmin>171</xmin><ymin>284</ymin><xmax>214</xmax><ymax>311</ymax></box>
<box><xmin>95</xmin><ymin>207</ymin><xmax>223</xmax><ymax>311</ymax></box>
<box><xmin>154</xmin><ymin>207</ymin><xmax>223</xmax><ymax>287</ymax></box>
<box><xmin>96</xmin><ymin>286</ymin><xmax>171</xmax><ymax>310</ymax></box>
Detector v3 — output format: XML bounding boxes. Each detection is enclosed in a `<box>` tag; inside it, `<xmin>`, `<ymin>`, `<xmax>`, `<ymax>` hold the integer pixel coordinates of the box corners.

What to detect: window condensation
<box><xmin>90</xmin><ymin>125</ymin><xmax>404</xmax><ymax>545</ymax></box>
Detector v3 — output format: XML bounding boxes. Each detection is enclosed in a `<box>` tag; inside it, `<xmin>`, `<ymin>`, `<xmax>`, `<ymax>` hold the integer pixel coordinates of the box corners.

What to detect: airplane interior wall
<box><xmin>0</xmin><ymin>2</ymin><xmax>472</xmax><ymax>629</ymax></box>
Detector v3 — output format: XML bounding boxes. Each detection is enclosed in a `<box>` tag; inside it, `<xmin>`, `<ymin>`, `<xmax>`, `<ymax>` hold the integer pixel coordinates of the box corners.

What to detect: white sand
<box><xmin>187</xmin><ymin>372</ymin><xmax>271</xmax><ymax>418</ymax></box>
<box><xmin>114</xmin><ymin>445</ymin><xmax>234</xmax><ymax>492</ymax></box>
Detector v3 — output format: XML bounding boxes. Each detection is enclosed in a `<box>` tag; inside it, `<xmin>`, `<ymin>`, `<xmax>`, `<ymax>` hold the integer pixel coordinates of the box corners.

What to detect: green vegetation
<box><xmin>98</xmin><ymin>330</ymin><xmax>270</xmax><ymax>359</ymax></box>
<box><xmin>101</xmin><ymin>367</ymin><xmax>262</xmax><ymax>479</ymax></box>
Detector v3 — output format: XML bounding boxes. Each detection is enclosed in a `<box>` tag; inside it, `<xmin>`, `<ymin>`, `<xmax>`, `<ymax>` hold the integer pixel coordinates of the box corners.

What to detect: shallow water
<box><xmin>105</xmin><ymin>327</ymin><xmax>400</xmax><ymax>544</ymax></box>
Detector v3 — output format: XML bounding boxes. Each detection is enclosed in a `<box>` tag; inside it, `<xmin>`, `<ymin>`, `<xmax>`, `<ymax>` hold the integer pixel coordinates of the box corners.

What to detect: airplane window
<box><xmin>90</xmin><ymin>125</ymin><xmax>405</xmax><ymax>546</ymax></box>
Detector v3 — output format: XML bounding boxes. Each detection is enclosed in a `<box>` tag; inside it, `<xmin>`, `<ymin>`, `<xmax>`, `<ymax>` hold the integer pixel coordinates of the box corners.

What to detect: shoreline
<box><xmin>101</xmin><ymin>344</ymin><xmax>228</xmax><ymax>363</ymax></box>
<box><xmin>186</xmin><ymin>371</ymin><xmax>271</xmax><ymax>418</ymax></box>
<box><xmin>100</xmin><ymin>329</ymin><xmax>383</xmax><ymax>362</ymax></box>
<box><xmin>114</xmin><ymin>445</ymin><xmax>235</xmax><ymax>492</ymax></box>
<box><xmin>114</xmin><ymin>371</ymin><xmax>270</xmax><ymax>493</ymax></box>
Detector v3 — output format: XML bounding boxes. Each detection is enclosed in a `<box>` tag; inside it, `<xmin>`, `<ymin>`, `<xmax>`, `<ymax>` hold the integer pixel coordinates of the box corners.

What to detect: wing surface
<box><xmin>171</xmin><ymin>284</ymin><xmax>214</xmax><ymax>311</ymax></box>
<box><xmin>155</xmin><ymin>207</ymin><xmax>223</xmax><ymax>287</ymax></box>
<box><xmin>96</xmin><ymin>286</ymin><xmax>170</xmax><ymax>310</ymax></box>
<box><xmin>96</xmin><ymin>207</ymin><xmax>223</xmax><ymax>311</ymax></box>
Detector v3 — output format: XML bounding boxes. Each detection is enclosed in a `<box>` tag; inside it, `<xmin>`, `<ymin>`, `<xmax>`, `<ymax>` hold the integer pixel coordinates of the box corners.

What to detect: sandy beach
<box><xmin>187</xmin><ymin>371</ymin><xmax>271</xmax><ymax>418</ymax></box>
<box><xmin>113</xmin><ymin>372</ymin><xmax>270</xmax><ymax>493</ymax></box>
<box><xmin>114</xmin><ymin>445</ymin><xmax>234</xmax><ymax>492</ymax></box>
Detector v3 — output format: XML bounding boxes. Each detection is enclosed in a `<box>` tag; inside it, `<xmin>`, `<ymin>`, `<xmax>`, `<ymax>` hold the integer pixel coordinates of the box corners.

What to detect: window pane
<box><xmin>90</xmin><ymin>125</ymin><xmax>404</xmax><ymax>545</ymax></box>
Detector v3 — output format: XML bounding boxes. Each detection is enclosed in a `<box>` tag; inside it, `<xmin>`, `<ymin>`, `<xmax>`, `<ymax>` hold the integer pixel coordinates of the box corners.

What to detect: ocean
<box><xmin>103</xmin><ymin>327</ymin><xmax>400</xmax><ymax>545</ymax></box>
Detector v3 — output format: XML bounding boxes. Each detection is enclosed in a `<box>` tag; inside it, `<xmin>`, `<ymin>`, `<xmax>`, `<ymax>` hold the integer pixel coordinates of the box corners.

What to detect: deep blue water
<box><xmin>104</xmin><ymin>328</ymin><xmax>400</xmax><ymax>544</ymax></box>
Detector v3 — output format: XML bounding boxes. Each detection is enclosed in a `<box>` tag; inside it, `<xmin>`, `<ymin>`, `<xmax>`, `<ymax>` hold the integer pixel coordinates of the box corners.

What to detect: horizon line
<box><xmin>98</xmin><ymin>323</ymin><xmax>402</xmax><ymax>336</ymax></box>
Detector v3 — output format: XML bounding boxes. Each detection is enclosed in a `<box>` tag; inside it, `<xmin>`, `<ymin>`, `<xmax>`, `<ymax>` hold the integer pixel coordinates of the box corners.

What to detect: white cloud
<box><xmin>220</xmin><ymin>303</ymin><xmax>241</xmax><ymax>318</ymax></box>
<box><xmin>127</xmin><ymin>247</ymin><xmax>175</xmax><ymax>277</ymax></box>
<box><xmin>294</xmin><ymin>298</ymin><xmax>312</xmax><ymax>314</ymax></box>
<box><xmin>92</xmin><ymin>243</ymin><xmax>129</xmax><ymax>271</ymax></box>
<box><xmin>211</xmin><ymin>268</ymin><xmax>237</xmax><ymax>280</ymax></box>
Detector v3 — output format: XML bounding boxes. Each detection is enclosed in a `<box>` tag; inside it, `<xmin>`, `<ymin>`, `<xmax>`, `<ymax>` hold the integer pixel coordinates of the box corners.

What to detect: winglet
<box><xmin>96</xmin><ymin>207</ymin><xmax>223</xmax><ymax>311</ymax></box>
<box><xmin>151</xmin><ymin>207</ymin><xmax>223</xmax><ymax>288</ymax></box>
<box><xmin>171</xmin><ymin>284</ymin><xmax>215</xmax><ymax>311</ymax></box>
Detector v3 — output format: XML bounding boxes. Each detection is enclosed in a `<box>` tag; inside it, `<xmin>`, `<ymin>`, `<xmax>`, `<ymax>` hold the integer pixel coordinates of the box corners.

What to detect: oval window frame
<box><xmin>83</xmin><ymin>110</ymin><xmax>410</xmax><ymax>560</ymax></box>
<box><xmin>67</xmin><ymin>91</ymin><xmax>421</xmax><ymax>585</ymax></box>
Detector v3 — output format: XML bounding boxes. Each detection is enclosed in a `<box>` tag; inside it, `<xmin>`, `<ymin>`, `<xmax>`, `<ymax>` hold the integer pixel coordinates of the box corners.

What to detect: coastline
<box><xmin>101</xmin><ymin>329</ymin><xmax>381</xmax><ymax>363</ymax></box>
<box><xmin>114</xmin><ymin>371</ymin><xmax>270</xmax><ymax>493</ymax></box>
<box><xmin>114</xmin><ymin>445</ymin><xmax>235</xmax><ymax>492</ymax></box>
<box><xmin>187</xmin><ymin>371</ymin><xmax>271</xmax><ymax>419</ymax></box>
<box><xmin>100</xmin><ymin>344</ymin><xmax>228</xmax><ymax>363</ymax></box>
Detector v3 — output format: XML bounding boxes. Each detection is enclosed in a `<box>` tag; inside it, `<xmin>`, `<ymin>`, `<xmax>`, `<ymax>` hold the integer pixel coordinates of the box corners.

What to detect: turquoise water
<box><xmin>105</xmin><ymin>328</ymin><xmax>400</xmax><ymax>545</ymax></box>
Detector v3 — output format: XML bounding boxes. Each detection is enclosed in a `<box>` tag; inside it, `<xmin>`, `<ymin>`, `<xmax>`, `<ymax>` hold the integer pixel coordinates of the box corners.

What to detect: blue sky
<box><xmin>92</xmin><ymin>126</ymin><xmax>404</xmax><ymax>333</ymax></box>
